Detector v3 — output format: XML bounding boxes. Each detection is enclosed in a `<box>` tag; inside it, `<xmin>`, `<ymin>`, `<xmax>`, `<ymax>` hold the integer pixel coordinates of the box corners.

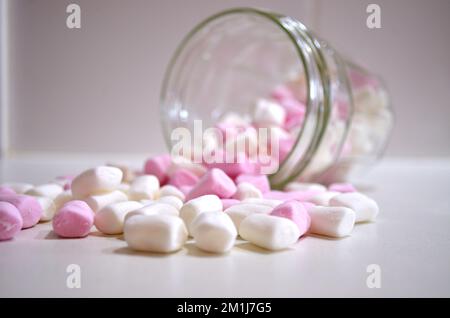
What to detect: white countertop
<box><xmin>1</xmin><ymin>155</ymin><xmax>449</xmax><ymax>297</ymax></box>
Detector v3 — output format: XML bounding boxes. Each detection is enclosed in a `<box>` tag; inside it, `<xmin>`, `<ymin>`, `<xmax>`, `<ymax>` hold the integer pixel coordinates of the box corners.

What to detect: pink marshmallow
<box><xmin>278</xmin><ymin>138</ymin><xmax>295</xmax><ymax>163</ymax></box>
<box><xmin>144</xmin><ymin>154</ymin><xmax>172</xmax><ymax>184</ymax></box>
<box><xmin>178</xmin><ymin>185</ymin><xmax>194</xmax><ymax>196</ymax></box>
<box><xmin>52</xmin><ymin>200</ymin><xmax>94</xmax><ymax>238</ymax></box>
<box><xmin>328</xmin><ymin>183</ymin><xmax>357</xmax><ymax>193</ymax></box>
<box><xmin>271</xmin><ymin>85</ymin><xmax>295</xmax><ymax>101</ymax></box>
<box><xmin>168</xmin><ymin>168</ymin><xmax>199</xmax><ymax>189</ymax></box>
<box><xmin>270</xmin><ymin>200</ymin><xmax>310</xmax><ymax>236</ymax></box>
<box><xmin>0</xmin><ymin>186</ymin><xmax>16</xmax><ymax>196</ymax></box>
<box><xmin>279</xmin><ymin>98</ymin><xmax>306</xmax><ymax>131</ymax></box>
<box><xmin>0</xmin><ymin>194</ymin><xmax>42</xmax><ymax>229</ymax></box>
<box><xmin>235</xmin><ymin>174</ymin><xmax>270</xmax><ymax>193</ymax></box>
<box><xmin>0</xmin><ymin>201</ymin><xmax>23</xmax><ymax>240</ymax></box>
<box><xmin>301</xmin><ymin>201</ymin><xmax>316</xmax><ymax>213</ymax></box>
<box><xmin>264</xmin><ymin>190</ymin><xmax>320</xmax><ymax>202</ymax></box>
<box><xmin>205</xmin><ymin>152</ymin><xmax>257</xmax><ymax>179</ymax></box>
<box><xmin>221</xmin><ymin>199</ymin><xmax>240</xmax><ymax>210</ymax></box>
<box><xmin>186</xmin><ymin>168</ymin><xmax>237</xmax><ymax>201</ymax></box>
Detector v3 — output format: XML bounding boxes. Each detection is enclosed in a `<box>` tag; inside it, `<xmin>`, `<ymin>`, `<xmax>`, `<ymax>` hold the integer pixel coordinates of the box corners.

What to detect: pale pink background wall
<box><xmin>3</xmin><ymin>0</ymin><xmax>450</xmax><ymax>157</ymax></box>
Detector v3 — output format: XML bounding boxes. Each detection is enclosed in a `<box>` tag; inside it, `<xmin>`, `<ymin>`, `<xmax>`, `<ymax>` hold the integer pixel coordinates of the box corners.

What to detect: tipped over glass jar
<box><xmin>160</xmin><ymin>7</ymin><xmax>394</xmax><ymax>190</ymax></box>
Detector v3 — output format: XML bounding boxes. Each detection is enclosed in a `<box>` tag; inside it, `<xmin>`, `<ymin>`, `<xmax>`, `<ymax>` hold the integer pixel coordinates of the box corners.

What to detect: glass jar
<box><xmin>160</xmin><ymin>7</ymin><xmax>393</xmax><ymax>189</ymax></box>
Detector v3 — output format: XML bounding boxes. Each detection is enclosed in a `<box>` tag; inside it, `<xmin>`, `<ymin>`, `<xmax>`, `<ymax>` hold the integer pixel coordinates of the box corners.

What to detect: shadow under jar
<box><xmin>160</xmin><ymin>7</ymin><xmax>394</xmax><ymax>189</ymax></box>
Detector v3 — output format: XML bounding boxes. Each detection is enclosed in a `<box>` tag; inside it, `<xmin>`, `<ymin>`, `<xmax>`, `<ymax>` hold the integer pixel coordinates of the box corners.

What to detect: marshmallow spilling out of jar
<box><xmin>1</xmin><ymin>153</ymin><xmax>380</xmax><ymax>255</ymax></box>
<box><xmin>0</xmin><ymin>72</ymin><xmax>385</xmax><ymax>253</ymax></box>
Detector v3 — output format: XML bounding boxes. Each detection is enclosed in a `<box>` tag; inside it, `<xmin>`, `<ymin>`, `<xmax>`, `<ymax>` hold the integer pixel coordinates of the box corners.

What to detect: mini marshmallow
<box><xmin>128</xmin><ymin>175</ymin><xmax>160</xmax><ymax>201</ymax></box>
<box><xmin>221</xmin><ymin>199</ymin><xmax>240</xmax><ymax>210</ymax></box>
<box><xmin>224</xmin><ymin>203</ymin><xmax>273</xmax><ymax>230</ymax></box>
<box><xmin>242</xmin><ymin>198</ymin><xmax>283</xmax><ymax>208</ymax></box>
<box><xmin>308</xmin><ymin>206</ymin><xmax>355</xmax><ymax>238</ymax></box>
<box><xmin>117</xmin><ymin>183</ymin><xmax>130</xmax><ymax>195</ymax></box>
<box><xmin>84</xmin><ymin>190</ymin><xmax>128</xmax><ymax>212</ymax></box>
<box><xmin>0</xmin><ymin>186</ymin><xmax>16</xmax><ymax>195</ymax></box>
<box><xmin>239</xmin><ymin>214</ymin><xmax>300</xmax><ymax>250</ymax></box>
<box><xmin>36</xmin><ymin>196</ymin><xmax>57</xmax><ymax>222</ymax></box>
<box><xmin>264</xmin><ymin>190</ymin><xmax>319</xmax><ymax>202</ymax></box>
<box><xmin>186</xmin><ymin>168</ymin><xmax>237</xmax><ymax>200</ymax></box>
<box><xmin>26</xmin><ymin>183</ymin><xmax>63</xmax><ymax>199</ymax></box>
<box><xmin>328</xmin><ymin>183</ymin><xmax>357</xmax><ymax>193</ymax></box>
<box><xmin>107</xmin><ymin>163</ymin><xmax>136</xmax><ymax>183</ymax></box>
<box><xmin>52</xmin><ymin>200</ymin><xmax>94</xmax><ymax>238</ymax></box>
<box><xmin>71</xmin><ymin>166</ymin><xmax>123</xmax><ymax>199</ymax></box>
<box><xmin>235</xmin><ymin>174</ymin><xmax>270</xmax><ymax>193</ymax></box>
<box><xmin>204</xmin><ymin>152</ymin><xmax>256</xmax><ymax>178</ymax></box>
<box><xmin>124</xmin><ymin>214</ymin><xmax>188</xmax><ymax>253</ymax></box>
<box><xmin>158</xmin><ymin>185</ymin><xmax>185</xmax><ymax>202</ymax></box>
<box><xmin>180</xmin><ymin>195</ymin><xmax>222</xmax><ymax>235</ymax></box>
<box><xmin>168</xmin><ymin>168</ymin><xmax>199</xmax><ymax>190</ymax></box>
<box><xmin>330</xmin><ymin>192</ymin><xmax>379</xmax><ymax>223</ymax></box>
<box><xmin>0</xmin><ymin>194</ymin><xmax>42</xmax><ymax>228</ymax></box>
<box><xmin>232</xmin><ymin>182</ymin><xmax>263</xmax><ymax>200</ymax></box>
<box><xmin>219</xmin><ymin>111</ymin><xmax>251</xmax><ymax>127</ymax></box>
<box><xmin>54</xmin><ymin>190</ymin><xmax>73</xmax><ymax>211</ymax></box>
<box><xmin>143</xmin><ymin>154</ymin><xmax>172</xmax><ymax>184</ymax></box>
<box><xmin>94</xmin><ymin>201</ymin><xmax>143</xmax><ymax>235</ymax></box>
<box><xmin>0</xmin><ymin>202</ymin><xmax>23</xmax><ymax>240</ymax></box>
<box><xmin>191</xmin><ymin>211</ymin><xmax>237</xmax><ymax>253</ymax></box>
<box><xmin>125</xmin><ymin>202</ymin><xmax>180</xmax><ymax>221</ymax></box>
<box><xmin>285</xmin><ymin>182</ymin><xmax>327</xmax><ymax>193</ymax></box>
<box><xmin>157</xmin><ymin>196</ymin><xmax>183</xmax><ymax>211</ymax></box>
<box><xmin>253</xmin><ymin>98</ymin><xmax>286</xmax><ymax>127</ymax></box>
<box><xmin>270</xmin><ymin>200</ymin><xmax>310</xmax><ymax>236</ymax></box>
<box><xmin>168</xmin><ymin>156</ymin><xmax>207</xmax><ymax>177</ymax></box>
<box><xmin>1</xmin><ymin>182</ymin><xmax>33</xmax><ymax>194</ymax></box>
<box><xmin>309</xmin><ymin>191</ymin><xmax>339</xmax><ymax>206</ymax></box>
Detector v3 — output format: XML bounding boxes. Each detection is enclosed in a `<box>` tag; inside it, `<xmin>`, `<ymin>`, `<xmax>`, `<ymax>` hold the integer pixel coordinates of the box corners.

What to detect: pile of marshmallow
<box><xmin>0</xmin><ymin>154</ymin><xmax>379</xmax><ymax>253</ymax></box>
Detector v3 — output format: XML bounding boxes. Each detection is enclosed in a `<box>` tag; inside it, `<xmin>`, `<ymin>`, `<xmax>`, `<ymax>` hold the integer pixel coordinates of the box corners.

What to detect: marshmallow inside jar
<box><xmin>160</xmin><ymin>7</ymin><xmax>393</xmax><ymax>190</ymax></box>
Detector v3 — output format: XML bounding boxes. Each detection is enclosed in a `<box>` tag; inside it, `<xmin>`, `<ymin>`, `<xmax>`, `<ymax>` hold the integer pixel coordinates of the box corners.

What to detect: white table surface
<box><xmin>1</xmin><ymin>154</ymin><xmax>449</xmax><ymax>297</ymax></box>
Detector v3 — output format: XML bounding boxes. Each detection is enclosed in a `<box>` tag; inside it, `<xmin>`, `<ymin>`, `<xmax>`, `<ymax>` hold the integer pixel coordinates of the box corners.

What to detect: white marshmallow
<box><xmin>71</xmin><ymin>166</ymin><xmax>123</xmax><ymax>198</ymax></box>
<box><xmin>94</xmin><ymin>201</ymin><xmax>143</xmax><ymax>234</ymax></box>
<box><xmin>239</xmin><ymin>214</ymin><xmax>300</xmax><ymax>250</ymax></box>
<box><xmin>330</xmin><ymin>192</ymin><xmax>379</xmax><ymax>223</ymax></box>
<box><xmin>224</xmin><ymin>203</ymin><xmax>273</xmax><ymax>230</ymax></box>
<box><xmin>242</xmin><ymin>198</ymin><xmax>283</xmax><ymax>208</ymax></box>
<box><xmin>158</xmin><ymin>185</ymin><xmax>185</xmax><ymax>202</ymax></box>
<box><xmin>253</xmin><ymin>98</ymin><xmax>286</xmax><ymax>127</ymax></box>
<box><xmin>285</xmin><ymin>182</ymin><xmax>327</xmax><ymax>193</ymax></box>
<box><xmin>191</xmin><ymin>211</ymin><xmax>237</xmax><ymax>253</ymax></box>
<box><xmin>308</xmin><ymin>206</ymin><xmax>355</xmax><ymax>237</ymax></box>
<box><xmin>157</xmin><ymin>196</ymin><xmax>183</xmax><ymax>211</ymax></box>
<box><xmin>106</xmin><ymin>163</ymin><xmax>136</xmax><ymax>183</ymax></box>
<box><xmin>124</xmin><ymin>214</ymin><xmax>188</xmax><ymax>253</ymax></box>
<box><xmin>128</xmin><ymin>175</ymin><xmax>159</xmax><ymax>200</ymax></box>
<box><xmin>84</xmin><ymin>190</ymin><xmax>128</xmax><ymax>212</ymax></box>
<box><xmin>2</xmin><ymin>182</ymin><xmax>33</xmax><ymax>194</ymax></box>
<box><xmin>117</xmin><ymin>183</ymin><xmax>130</xmax><ymax>195</ymax></box>
<box><xmin>232</xmin><ymin>182</ymin><xmax>263</xmax><ymax>200</ymax></box>
<box><xmin>179</xmin><ymin>195</ymin><xmax>222</xmax><ymax>235</ymax></box>
<box><xmin>36</xmin><ymin>196</ymin><xmax>56</xmax><ymax>222</ymax></box>
<box><xmin>25</xmin><ymin>183</ymin><xmax>63</xmax><ymax>199</ymax></box>
<box><xmin>309</xmin><ymin>191</ymin><xmax>339</xmax><ymax>206</ymax></box>
<box><xmin>125</xmin><ymin>202</ymin><xmax>179</xmax><ymax>221</ymax></box>
<box><xmin>54</xmin><ymin>190</ymin><xmax>73</xmax><ymax>211</ymax></box>
<box><xmin>219</xmin><ymin>112</ymin><xmax>251</xmax><ymax>127</ymax></box>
